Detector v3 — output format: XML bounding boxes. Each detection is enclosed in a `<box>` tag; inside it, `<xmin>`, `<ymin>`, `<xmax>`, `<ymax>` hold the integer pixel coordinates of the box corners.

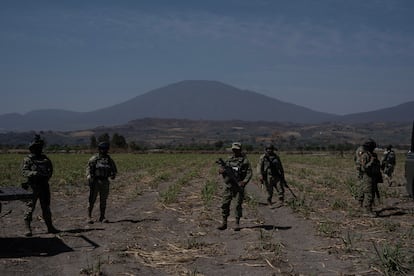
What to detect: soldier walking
<box><xmin>381</xmin><ymin>144</ymin><xmax>396</xmax><ymax>186</ymax></box>
<box><xmin>257</xmin><ymin>144</ymin><xmax>287</xmax><ymax>206</ymax></box>
<box><xmin>217</xmin><ymin>142</ymin><xmax>252</xmax><ymax>231</ymax></box>
<box><xmin>21</xmin><ymin>135</ymin><xmax>59</xmax><ymax>236</ymax></box>
<box><xmin>86</xmin><ymin>141</ymin><xmax>117</xmax><ymax>223</ymax></box>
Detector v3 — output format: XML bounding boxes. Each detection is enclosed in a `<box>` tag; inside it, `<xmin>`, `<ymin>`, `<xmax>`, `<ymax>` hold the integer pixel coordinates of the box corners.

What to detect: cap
<box><xmin>231</xmin><ymin>142</ymin><xmax>241</xmax><ymax>150</ymax></box>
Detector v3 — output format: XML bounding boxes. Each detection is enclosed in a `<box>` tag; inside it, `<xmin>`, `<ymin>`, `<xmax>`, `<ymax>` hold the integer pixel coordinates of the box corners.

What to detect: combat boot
<box><xmin>99</xmin><ymin>206</ymin><xmax>108</xmax><ymax>223</ymax></box>
<box><xmin>45</xmin><ymin>218</ymin><xmax>60</xmax><ymax>234</ymax></box>
<box><xmin>87</xmin><ymin>206</ymin><xmax>94</xmax><ymax>224</ymax></box>
<box><xmin>24</xmin><ymin>220</ymin><xmax>32</xmax><ymax>237</ymax></box>
<box><xmin>234</xmin><ymin>217</ymin><xmax>241</xmax><ymax>231</ymax></box>
<box><xmin>217</xmin><ymin>217</ymin><xmax>228</xmax><ymax>230</ymax></box>
<box><xmin>267</xmin><ymin>197</ymin><xmax>272</xmax><ymax>206</ymax></box>
<box><xmin>362</xmin><ymin>207</ymin><xmax>377</xmax><ymax>218</ymax></box>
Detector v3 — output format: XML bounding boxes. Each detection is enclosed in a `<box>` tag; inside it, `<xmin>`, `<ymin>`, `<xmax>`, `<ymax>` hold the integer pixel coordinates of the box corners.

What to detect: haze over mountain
<box><xmin>0</xmin><ymin>80</ymin><xmax>412</xmax><ymax>132</ymax></box>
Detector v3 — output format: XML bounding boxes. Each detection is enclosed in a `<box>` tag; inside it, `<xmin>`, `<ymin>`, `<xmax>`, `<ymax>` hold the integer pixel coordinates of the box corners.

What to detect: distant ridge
<box><xmin>0</xmin><ymin>80</ymin><xmax>412</xmax><ymax>131</ymax></box>
<box><xmin>341</xmin><ymin>101</ymin><xmax>414</xmax><ymax>123</ymax></box>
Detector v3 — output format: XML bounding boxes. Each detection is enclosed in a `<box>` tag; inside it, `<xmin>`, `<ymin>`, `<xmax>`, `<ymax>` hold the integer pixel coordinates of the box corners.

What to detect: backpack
<box><xmin>386</xmin><ymin>150</ymin><xmax>396</xmax><ymax>165</ymax></box>
<box><xmin>266</xmin><ymin>155</ymin><xmax>282</xmax><ymax>177</ymax></box>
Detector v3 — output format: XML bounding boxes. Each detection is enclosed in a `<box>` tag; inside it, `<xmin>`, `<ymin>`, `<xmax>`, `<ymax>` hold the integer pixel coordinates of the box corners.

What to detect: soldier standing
<box><xmin>257</xmin><ymin>144</ymin><xmax>287</xmax><ymax>206</ymax></box>
<box><xmin>357</xmin><ymin>139</ymin><xmax>382</xmax><ymax>217</ymax></box>
<box><xmin>217</xmin><ymin>142</ymin><xmax>252</xmax><ymax>231</ymax></box>
<box><xmin>381</xmin><ymin>145</ymin><xmax>396</xmax><ymax>186</ymax></box>
<box><xmin>86</xmin><ymin>141</ymin><xmax>117</xmax><ymax>223</ymax></box>
<box><xmin>21</xmin><ymin>135</ymin><xmax>59</xmax><ymax>236</ymax></box>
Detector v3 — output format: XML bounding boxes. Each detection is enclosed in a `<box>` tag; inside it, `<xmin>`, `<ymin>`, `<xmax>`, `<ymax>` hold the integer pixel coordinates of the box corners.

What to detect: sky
<box><xmin>1</xmin><ymin>0</ymin><xmax>414</xmax><ymax>116</ymax></box>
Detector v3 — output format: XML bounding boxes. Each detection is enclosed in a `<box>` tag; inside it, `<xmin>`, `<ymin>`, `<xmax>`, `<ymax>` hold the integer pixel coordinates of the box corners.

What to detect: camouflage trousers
<box><xmin>221</xmin><ymin>184</ymin><xmax>245</xmax><ymax>219</ymax></box>
<box><xmin>357</xmin><ymin>177</ymin><xmax>375</xmax><ymax>210</ymax></box>
<box><xmin>88</xmin><ymin>178</ymin><xmax>110</xmax><ymax>216</ymax></box>
<box><xmin>264</xmin><ymin>176</ymin><xmax>284</xmax><ymax>202</ymax></box>
<box><xmin>24</xmin><ymin>182</ymin><xmax>52</xmax><ymax>224</ymax></box>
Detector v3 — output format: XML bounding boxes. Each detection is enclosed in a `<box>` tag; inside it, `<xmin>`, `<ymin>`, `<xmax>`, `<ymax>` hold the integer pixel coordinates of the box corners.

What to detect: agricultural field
<box><xmin>0</xmin><ymin>151</ymin><xmax>413</xmax><ymax>275</ymax></box>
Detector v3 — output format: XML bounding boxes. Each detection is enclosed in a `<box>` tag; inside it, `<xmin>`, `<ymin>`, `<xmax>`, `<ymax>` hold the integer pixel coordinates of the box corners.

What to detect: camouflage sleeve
<box><xmin>86</xmin><ymin>155</ymin><xmax>97</xmax><ymax>178</ymax></box>
<box><xmin>21</xmin><ymin>156</ymin><xmax>36</xmax><ymax>178</ymax></box>
<box><xmin>257</xmin><ymin>154</ymin><xmax>265</xmax><ymax>176</ymax></box>
<box><xmin>109</xmin><ymin>156</ymin><xmax>117</xmax><ymax>177</ymax></box>
<box><xmin>242</xmin><ymin>158</ymin><xmax>253</xmax><ymax>183</ymax></box>
<box><xmin>361</xmin><ymin>152</ymin><xmax>373</xmax><ymax>171</ymax></box>
<box><xmin>46</xmin><ymin>156</ymin><xmax>53</xmax><ymax>179</ymax></box>
<box><xmin>276</xmin><ymin>155</ymin><xmax>286</xmax><ymax>180</ymax></box>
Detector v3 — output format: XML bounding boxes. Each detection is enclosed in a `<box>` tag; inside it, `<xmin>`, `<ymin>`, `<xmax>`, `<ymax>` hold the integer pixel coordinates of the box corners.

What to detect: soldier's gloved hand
<box><xmin>238</xmin><ymin>181</ymin><xmax>246</xmax><ymax>187</ymax></box>
<box><xmin>110</xmin><ymin>175</ymin><xmax>115</xmax><ymax>180</ymax></box>
<box><xmin>21</xmin><ymin>182</ymin><xmax>29</xmax><ymax>190</ymax></box>
<box><xmin>218</xmin><ymin>168</ymin><xmax>225</xmax><ymax>174</ymax></box>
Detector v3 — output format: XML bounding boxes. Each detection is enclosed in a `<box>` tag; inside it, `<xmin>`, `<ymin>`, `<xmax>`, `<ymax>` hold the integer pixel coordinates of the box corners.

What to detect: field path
<box><xmin>0</xmin><ymin>157</ymin><xmax>369</xmax><ymax>275</ymax></box>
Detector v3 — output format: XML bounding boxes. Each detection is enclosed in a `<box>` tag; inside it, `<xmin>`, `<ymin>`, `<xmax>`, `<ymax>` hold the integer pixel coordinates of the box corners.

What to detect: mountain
<box><xmin>341</xmin><ymin>101</ymin><xmax>414</xmax><ymax>123</ymax></box>
<box><xmin>0</xmin><ymin>80</ymin><xmax>412</xmax><ymax>132</ymax></box>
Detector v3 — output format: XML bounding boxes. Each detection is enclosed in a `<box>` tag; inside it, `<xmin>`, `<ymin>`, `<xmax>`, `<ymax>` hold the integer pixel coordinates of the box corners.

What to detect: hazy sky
<box><xmin>1</xmin><ymin>0</ymin><xmax>413</xmax><ymax>115</ymax></box>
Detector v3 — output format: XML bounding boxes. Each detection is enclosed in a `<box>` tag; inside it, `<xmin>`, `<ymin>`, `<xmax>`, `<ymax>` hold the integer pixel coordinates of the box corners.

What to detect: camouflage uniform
<box><xmin>257</xmin><ymin>145</ymin><xmax>286</xmax><ymax>205</ymax></box>
<box><xmin>218</xmin><ymin>142</ymin><xmax>252</xmax><ymax>230</ymax></box>
<box><xmin>86</xmin><ymin>142</ymin><xmax>117</xmax><ymax>223</ymax></box>
<box><xmin>21</xmin><ymin>135</ymin><xmax>59</xmax><ymax>236</ymax></box>
<box><xmin>381</xmin><ymin>145</ymin><xmax>396</xmax><ymax>186</ymax></box>
<box><xmin>354</xmin><ymin>145</ymin><xmax>364</xmax><ymax>180</ymax></box>
<box><xmin>358</xmin><ymin>140</ymin><xmax>382</xmax><ymax>217</ymax></box>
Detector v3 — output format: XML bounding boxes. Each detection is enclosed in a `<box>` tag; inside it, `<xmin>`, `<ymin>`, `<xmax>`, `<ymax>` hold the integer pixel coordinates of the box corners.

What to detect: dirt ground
<box><xmin>1</xmin><ymin>158</ymin><xmax>413</xmax><ymax>276</ymax></box>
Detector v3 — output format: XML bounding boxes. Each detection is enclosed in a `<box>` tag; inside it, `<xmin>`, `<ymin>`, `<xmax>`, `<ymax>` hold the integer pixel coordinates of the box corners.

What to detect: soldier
<box><xmin>21</xmin><ymin>135</ymin><xmax>59</xmax><ymax>236</ymax></box>
<box><xmin>357</xmin><ymin>139</ymin><xmax>382</xmax><ymax>217</ymax></box>
<box><xmin>217</xmin><ymin>142</ymin><xmax>252</xmax><ymax>231</ymax></box>
<box><xmin>257</xmin><ymin>144</ymin><xmax>287</xmax><ymax>206</ymax></box>
<box><xmin>86</xmin><ymin>141</ymin><xmax>117</xmax><ymax>223</ymax></box>
<box><xmin>381</xmin><ymin>144</ymin><xmax>396</xmax><ymax>186</ymax></box>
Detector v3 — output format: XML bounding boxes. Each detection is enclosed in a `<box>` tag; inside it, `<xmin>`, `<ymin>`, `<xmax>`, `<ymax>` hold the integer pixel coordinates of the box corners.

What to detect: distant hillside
<box><xmin>341</xmin><ymin>101</ymin><xmax>414</xmax><ymax>123</ymax></box>
<box><xmin>0</xmin><ymin>118</ymin><xmax>411</xmax><ymax>149</ymax></box>
<box><xmin>0</xmin><ymin>80</ymin><xmax>412</xmax><ymax>132</ymax></box>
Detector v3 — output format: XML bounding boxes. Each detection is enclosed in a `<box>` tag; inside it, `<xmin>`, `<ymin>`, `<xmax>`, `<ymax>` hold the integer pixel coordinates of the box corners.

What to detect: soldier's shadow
<box><xmin>107</xmin><ymin>218</ymin><xmax>160</xmax><ymax>224</ymax></box>
<box><xmin>245</xmin><ymin>225</ymin><xmax>292</xmax><ymax>231</ymax></box>
<box><xmin>376</xmin><ymin>207</ymin><xmax>410</xmax><ymax>217</ymax></box>
<box><xmin>0</xmin><ymin>237</ymin><xmax>73</xmax><ymax>258</ymax></box>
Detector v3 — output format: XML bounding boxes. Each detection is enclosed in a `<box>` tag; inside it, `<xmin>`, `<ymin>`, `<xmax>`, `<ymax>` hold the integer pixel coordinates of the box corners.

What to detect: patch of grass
<box><xmin>332</xmin><ymin>199</ymin><xmax>347</xmax><ymax>210</ymax></box>
<box><xmin>161</xmin><ymin>183</ymin><xmax>181</xmax><ymax>204</ymax></box>
<box><xmin>317</xmin><ymin>220</ymin><xmax>338</xmax><ymax>238</ymax></box>
<box><xmin>201</xmin><ymin>179</ymin><xmax>218</xmax><ymax>205</ymax></box>
<box><xmin>373</xmin><ymin>241</ymin><xmax>408</xmax><ymax>276</ymax></box>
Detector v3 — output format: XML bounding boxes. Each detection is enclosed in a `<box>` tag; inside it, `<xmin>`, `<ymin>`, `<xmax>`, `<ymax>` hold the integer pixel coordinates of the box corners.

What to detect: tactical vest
<box><xmin>92</xmin><ymin>156</ymin><xmax>114</xmax><ymax>178</ymax></box>
<box><xmin>385</xmin><ymin>150</ymin><xmax>396</xmax><ymax>165</ymax></box>
<box><xmin>227</xmin><ymin>156</ymin><xmax>247</xmax><ymax>182</ymax></box>
<box><xmin>29</xmin><ymin>154</ymin><xmax>52</xmax><ymax>178</ymax></box>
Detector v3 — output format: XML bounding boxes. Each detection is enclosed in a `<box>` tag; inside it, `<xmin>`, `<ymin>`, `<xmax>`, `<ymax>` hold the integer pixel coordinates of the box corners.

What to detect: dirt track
<box><xmin>1</xmin><ymin>155</ymin><xmax>413</xmax><ymax>275</ymax></box>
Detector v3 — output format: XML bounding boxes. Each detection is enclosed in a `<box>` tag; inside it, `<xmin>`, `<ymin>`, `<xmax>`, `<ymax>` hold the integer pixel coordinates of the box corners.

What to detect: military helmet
<box><xmin>386</xmin><ymin>144</ymin><xmax>393</xmax><ymax>150</ymax></box>
<box><xmin>28</xmin><ymin>134</ymin><xmax>44</xmax><ymax>149</ymax></box>
<box><xmin>363</xmin><ymin>139</ymin><xmax>377</xmax><ymax>152</ymax></box>
<box><xmin>265</xmin><ymin>144</ymin><xmax>276</xmax><ymax>151</ymax></box>
<box><xmin>98</xmin><ymin>141</ymin><xmax>110</xmax><ymax>150</ymax></box>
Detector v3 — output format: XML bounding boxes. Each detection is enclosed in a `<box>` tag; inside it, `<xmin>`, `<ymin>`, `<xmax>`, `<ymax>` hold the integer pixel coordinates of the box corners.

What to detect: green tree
<box><xmin>98</xmin><ymin>133</ymin><xmax>110</xmax><ymax>143</ymax></box>
<box><xmin>111</xmin><ymin>133</ymin><xmax>127</xmax><ymax>148</ymax></box>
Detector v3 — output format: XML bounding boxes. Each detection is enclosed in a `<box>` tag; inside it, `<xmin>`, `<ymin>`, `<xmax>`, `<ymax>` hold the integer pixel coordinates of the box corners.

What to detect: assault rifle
<box><xmin>216</xmin><ymin>158</ymin><xmax>239</xmax><ymax>187</ymax></box>
<box><xmin>282</xmin><ymin>179</ymin><xmax>297</xmax><ymax>199</ymax></box>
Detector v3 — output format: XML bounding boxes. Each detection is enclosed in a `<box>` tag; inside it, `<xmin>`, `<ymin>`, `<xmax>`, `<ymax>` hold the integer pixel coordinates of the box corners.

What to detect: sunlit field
<box><xmin>1</xmin><ymin>151</ymin><xmax>412</xmax><ymax>274</ymax></box>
